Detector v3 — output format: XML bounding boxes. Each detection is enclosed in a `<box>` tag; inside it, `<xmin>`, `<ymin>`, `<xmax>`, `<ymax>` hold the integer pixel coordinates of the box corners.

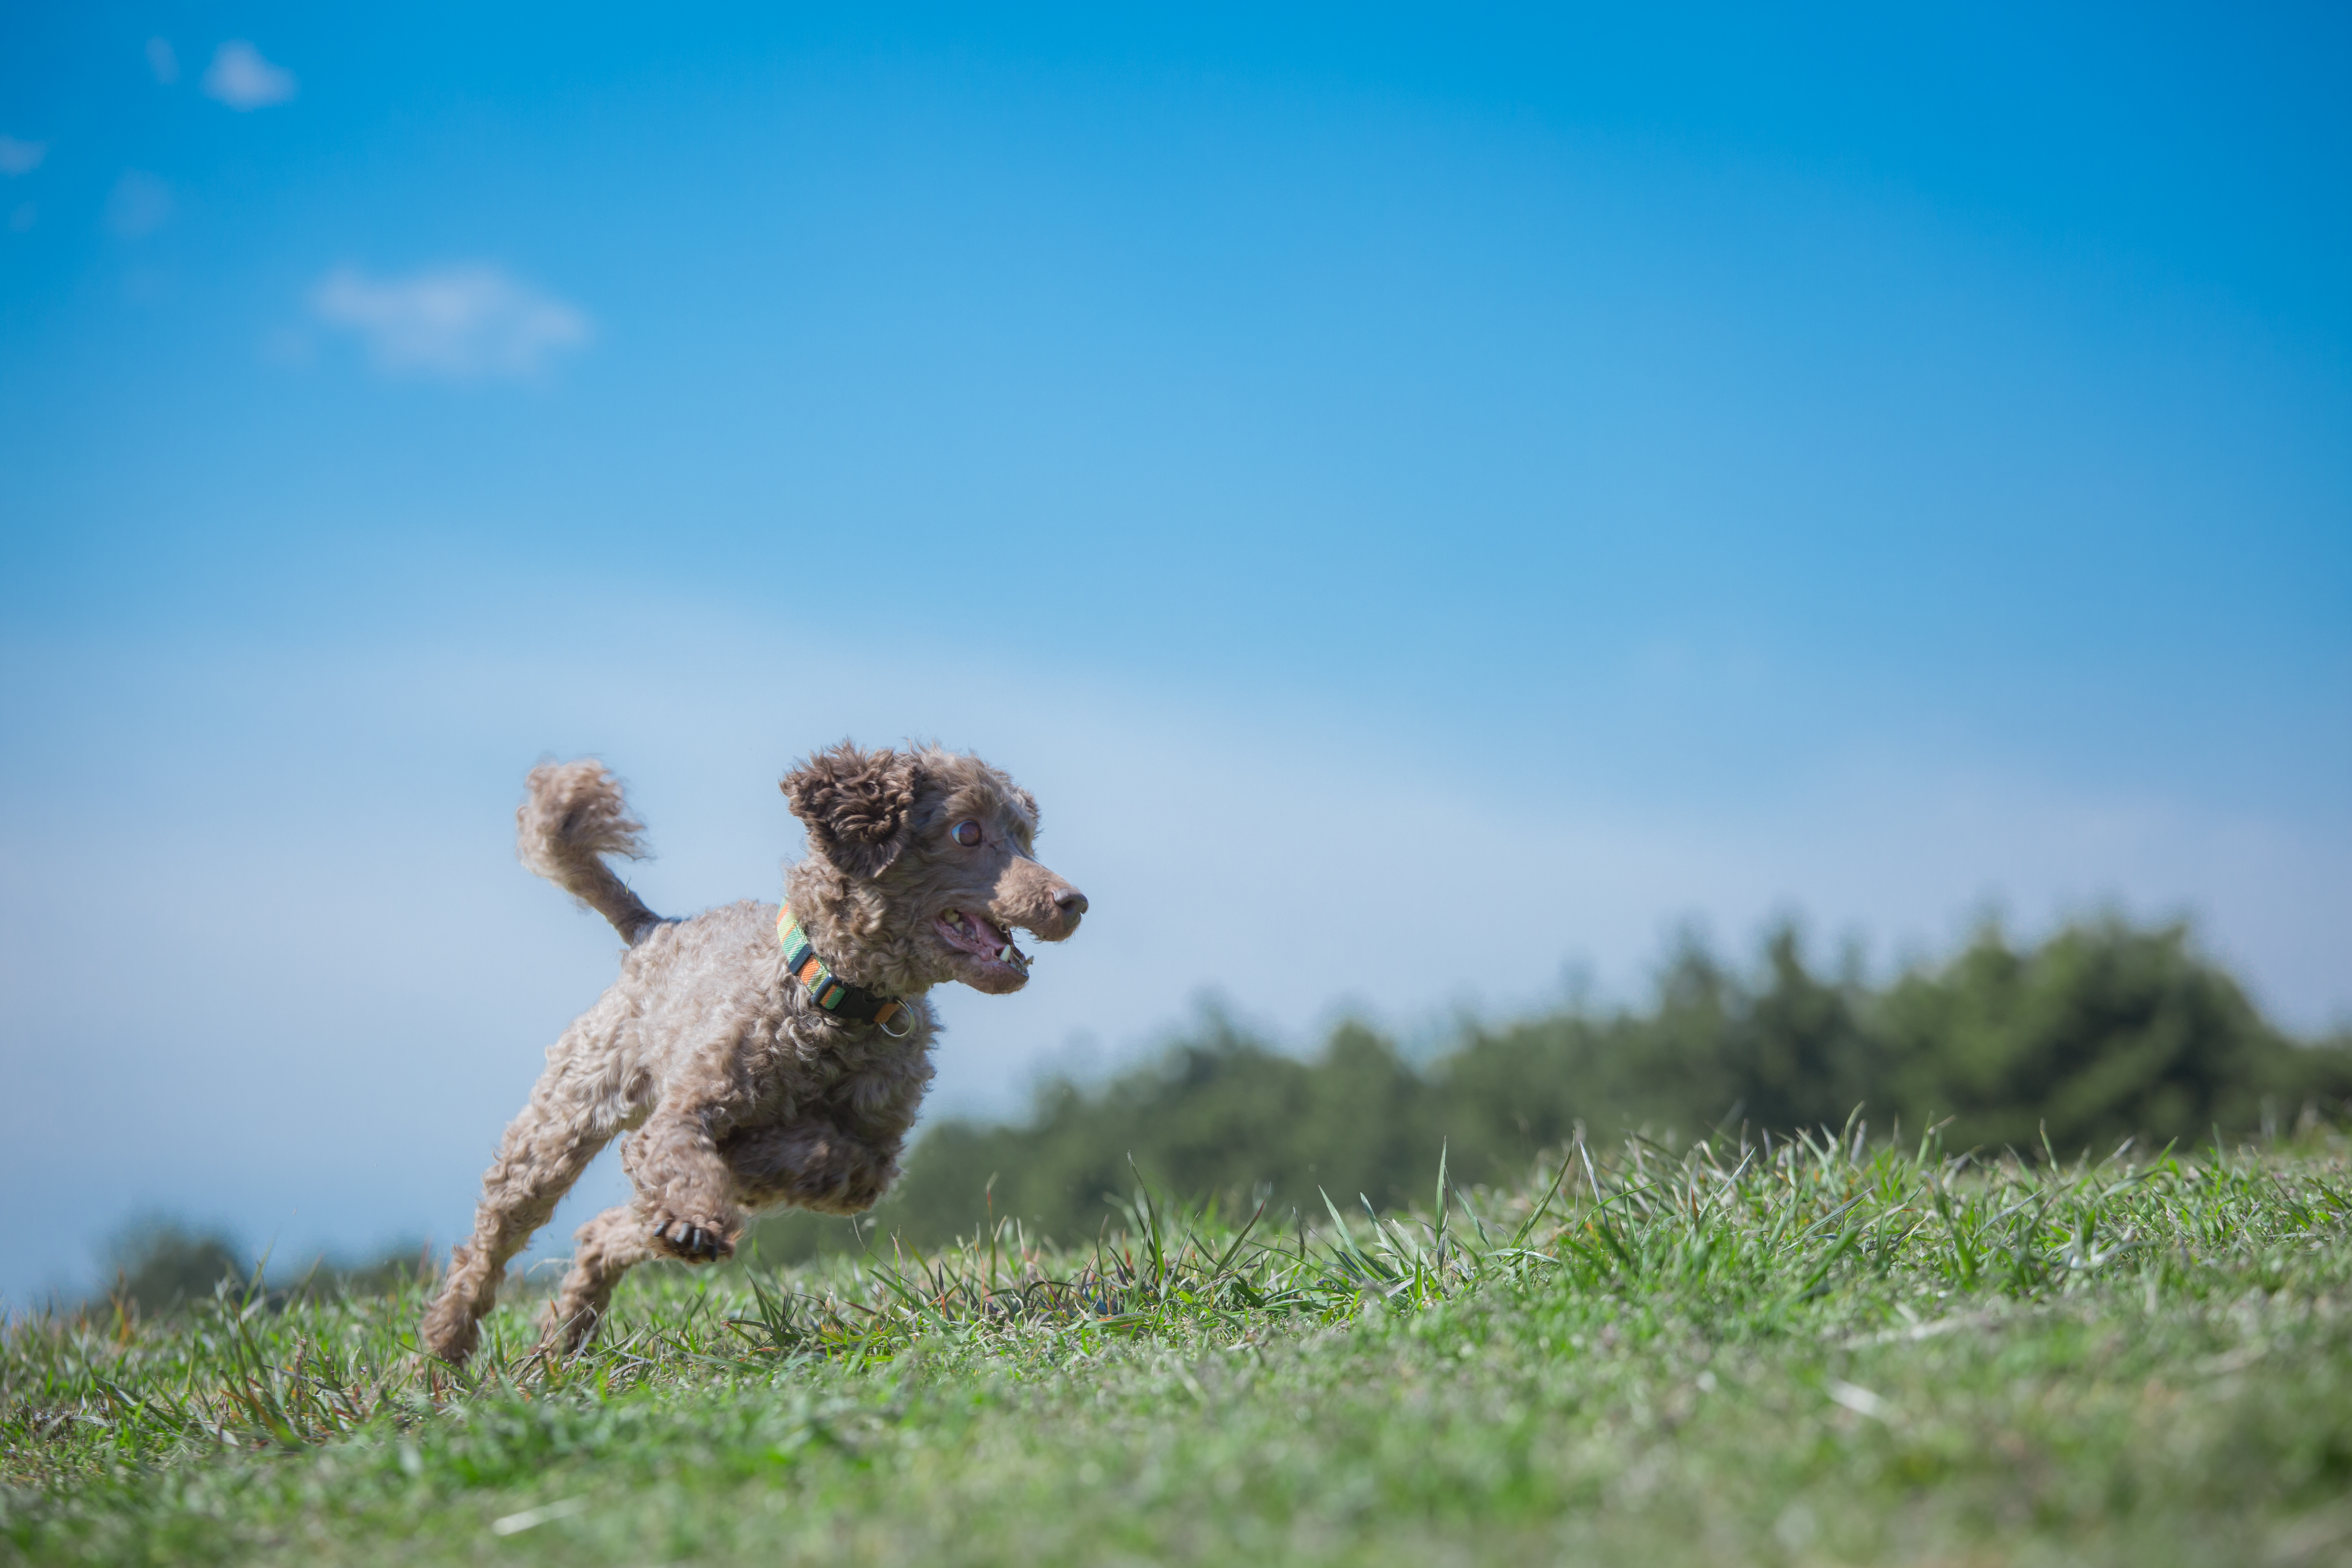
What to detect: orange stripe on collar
<box><xmin>777</xmin><ymin>905</ymin><xmax>913</xmax><ymax>1036</ymax></box>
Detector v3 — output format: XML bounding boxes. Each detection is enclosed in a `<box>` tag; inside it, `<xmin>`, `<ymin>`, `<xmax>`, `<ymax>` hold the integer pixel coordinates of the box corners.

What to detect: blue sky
<box><xmin>2</xmin><ymin>3</ymin><xmax>2347</xmax><ymax>1306</ymax></box>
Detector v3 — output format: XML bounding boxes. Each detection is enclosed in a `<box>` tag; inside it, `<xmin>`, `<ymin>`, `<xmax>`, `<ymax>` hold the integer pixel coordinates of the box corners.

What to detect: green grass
<box><xmin>7</xmin><ymin>1126</ymin><xmax>2352</xmax><ymax>1566</ymax></box>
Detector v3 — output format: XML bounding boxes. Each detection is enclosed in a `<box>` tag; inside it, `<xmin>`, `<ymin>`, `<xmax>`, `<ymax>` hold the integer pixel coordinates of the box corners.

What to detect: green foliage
<box><xmin>869</xmin><ymin>1013</ymin><xmax>1448</xmax><ymax>1255</ymax></box>
<box><xmin>7</xmin><ymin>1133</ymin><xmax>2350</xmax><ymax>1565</ymax></box>
<box><xmin>816</xmin><ymin>916</ymin><xmax>2352</xmax><ymax>1253</ymax></box>
<box><xmin>97</xmin><ymin>1220</ymin><xmax>245</xmax><ymax>1316</ymax></box>
<box><xmin>1871</xmin><ymin>919</ymin><xmax>2336</xmax><ymax>1152</ymax></box>
<box><xmin>82</xmin><ymin>1222</ymin><xmax>432</xmax><ymax>1320</ymax></box>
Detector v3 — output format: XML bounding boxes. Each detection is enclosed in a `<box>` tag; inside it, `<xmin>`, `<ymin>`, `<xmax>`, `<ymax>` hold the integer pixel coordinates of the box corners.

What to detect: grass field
<box><xmin>7</xmin><ymin>1127</ymin><xmax>2351</xmax><ymax>1566</ymax></box>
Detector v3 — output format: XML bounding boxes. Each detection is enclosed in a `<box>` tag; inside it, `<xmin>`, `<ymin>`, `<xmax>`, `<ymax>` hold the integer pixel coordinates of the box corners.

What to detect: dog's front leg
<box><xmin>624</xmin><ymin>1100</ymin><xmax>746</xmax><ymax>1262</ymax></box>
<box><xmin>722</xmin><ymin>1120</ymin><xmax>904</xmax><ymax>1217</ymax></box>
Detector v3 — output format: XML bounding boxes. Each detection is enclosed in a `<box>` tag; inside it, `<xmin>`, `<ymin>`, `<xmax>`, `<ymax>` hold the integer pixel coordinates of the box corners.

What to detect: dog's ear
<box><xmin>782</xmin><ymin>742</ymin><xmax>924</xmax><ymax>878</ymax></box>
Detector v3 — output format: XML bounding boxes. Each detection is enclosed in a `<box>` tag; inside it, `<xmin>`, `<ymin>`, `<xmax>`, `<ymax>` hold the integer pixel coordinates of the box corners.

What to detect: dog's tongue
<box><xmin>944</xmin><ymin>908</ymin><xmax>1026</xmax><ymax>962</ymax></box>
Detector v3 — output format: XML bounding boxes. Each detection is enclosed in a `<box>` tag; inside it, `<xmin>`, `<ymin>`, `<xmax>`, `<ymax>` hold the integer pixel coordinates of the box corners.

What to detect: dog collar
<box><xmin>777</xmin><ymin>905</ymin><xmax>913</xmax><ymax>1036</ymax></box>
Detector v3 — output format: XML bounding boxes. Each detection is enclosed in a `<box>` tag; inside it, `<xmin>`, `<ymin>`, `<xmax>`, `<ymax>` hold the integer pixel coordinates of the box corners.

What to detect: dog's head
<box><xmin>782</xmin><ymin>742</ymin><xmax>1086</xmax><ymax>997</ymax></box>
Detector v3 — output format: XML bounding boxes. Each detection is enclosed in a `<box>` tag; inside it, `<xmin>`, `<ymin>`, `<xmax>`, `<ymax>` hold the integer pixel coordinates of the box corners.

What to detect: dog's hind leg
<box><xmin>421</xmin><ymin>1009</ymin><xmax>639</xmax><ymax>1365</ymax></box>
<box><xmin>540</xmin><ymin>1203</ymin><xmax>657</xmax><ymax>1354</ymax></box>
<box><xmin>420</xmin><ymin>1099</ymin><xmax>615</xmax><ymax>1364</ymax></box>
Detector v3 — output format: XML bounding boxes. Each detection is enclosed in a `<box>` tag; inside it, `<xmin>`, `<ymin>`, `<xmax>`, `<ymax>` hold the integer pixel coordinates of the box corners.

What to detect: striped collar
<box><xmin>777</xmin><ymin>905</ymin><xmax>914</xmax><ymax>1037</ymax></box>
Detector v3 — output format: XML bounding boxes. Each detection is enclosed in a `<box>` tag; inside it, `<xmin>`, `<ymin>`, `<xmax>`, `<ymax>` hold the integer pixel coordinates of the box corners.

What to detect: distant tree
<box><xmin>85</xmin><ymin>1219</ymin><xmax>435</xmax><ymax>1311</ymax></box>
<box><xmin>1872</xmin><ymin>919</ymin><xmax>2347</xmax><ymax>1155</ymax></box>
<box><xmin>1725</xmin><ymin>925</ymin><xmax>1878</xmax><ymax>1134</ymax></box>
<box><xmin>100</xmin><ymin>1217</ymin><xmax>246</xmax><ymax>1313</ymax></box>
<box><xmin>844</xmin><ymin>1011</ymin><xmax>1442</xmax><ymax>1251</ymax></box>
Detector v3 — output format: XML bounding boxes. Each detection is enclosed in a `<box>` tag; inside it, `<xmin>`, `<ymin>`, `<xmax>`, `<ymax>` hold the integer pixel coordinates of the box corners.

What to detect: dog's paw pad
<box><xmin>653</xmin><ymin>1218</ymin><xmax>734</xmax><ymax>1262</ymax></box>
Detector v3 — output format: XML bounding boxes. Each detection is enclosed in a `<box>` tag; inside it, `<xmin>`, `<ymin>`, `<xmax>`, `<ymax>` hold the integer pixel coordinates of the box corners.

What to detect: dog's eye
<box><xmin>951</xmin><ymin>820</ymin><xmax>982</xmax><ymax>848</ymax></box>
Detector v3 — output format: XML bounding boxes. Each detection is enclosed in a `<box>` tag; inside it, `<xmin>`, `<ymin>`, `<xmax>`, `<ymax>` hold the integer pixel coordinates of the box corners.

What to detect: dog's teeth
<box><xmin>998</xmin><ymin>945</ymin><xmax>1014</xmax><ymax>962</ymax></box>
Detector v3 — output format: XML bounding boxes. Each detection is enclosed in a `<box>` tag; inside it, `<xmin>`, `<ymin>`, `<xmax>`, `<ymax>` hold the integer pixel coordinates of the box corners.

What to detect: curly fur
<box><xmin>516</xmin><ymin>760</ymin><xmax>661</xmax><ymax>944</ymax></box>
<box><xmin>781</xmin><ymin>742</ymin><xmax>922</xmax><ymax>878</ymax></box>
<box><xmin>419</xmin><ymin>743</ymin><xmax>1086</xmax><ymax>1363</ymax></box>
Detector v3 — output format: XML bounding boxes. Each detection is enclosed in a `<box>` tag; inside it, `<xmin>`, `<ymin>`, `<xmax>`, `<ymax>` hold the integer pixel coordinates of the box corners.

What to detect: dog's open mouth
<box><xmin>935</xmin><ymin>908</ymin><xmax>1031</xmax><ymax>978</ymax></box>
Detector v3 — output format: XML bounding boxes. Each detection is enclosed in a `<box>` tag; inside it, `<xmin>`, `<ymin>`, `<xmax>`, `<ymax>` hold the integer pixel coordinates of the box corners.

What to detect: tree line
<box><xmin>750</xmin><ymin>915</ymin><xmax>2352</xmax><ymax>1261</ymax></box>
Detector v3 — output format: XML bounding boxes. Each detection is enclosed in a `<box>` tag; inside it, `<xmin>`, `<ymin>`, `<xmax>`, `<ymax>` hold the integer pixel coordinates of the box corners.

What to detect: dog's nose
<box><xmin>1055</xmin><ymin>887</ymin><xmax>1089</xmax><ymax>917</ymax></box>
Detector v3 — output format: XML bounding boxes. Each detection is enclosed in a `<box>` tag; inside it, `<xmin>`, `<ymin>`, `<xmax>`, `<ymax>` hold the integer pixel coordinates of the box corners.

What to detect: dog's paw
<box><xmin>648</xmin><ymin>1213</ymin><xmax>736</xmax><ymax>1263</ymax></box>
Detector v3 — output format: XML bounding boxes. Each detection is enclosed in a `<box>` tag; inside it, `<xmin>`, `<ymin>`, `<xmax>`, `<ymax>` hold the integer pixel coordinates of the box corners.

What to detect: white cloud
<box><xmin>147</xmin><ymin>38</ymin><xmax>180</xmax><ymax>86</ymax></box>
<box><xmin>105</xmin><ymin>170</ymin><xmax>173</xmax><ymax>239</ymax></box>
<box><xmin>309</xmin><ymin>264</ymin><xmax>592</xmax><ymax>379</ymax></box>
<box><xmin>0</xmin><ymin>136</ymin><xmax>45</xmax><ymax>176</ymax></box>
<box><xmin>202</xmin><ymin>41</ymin><xmax>295</xmax><ymax>110</ymax></box>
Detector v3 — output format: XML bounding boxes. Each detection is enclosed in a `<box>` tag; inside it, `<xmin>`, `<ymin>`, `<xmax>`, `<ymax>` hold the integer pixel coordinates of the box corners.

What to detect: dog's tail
<box><xmin>517</xmin><ymin>760</ymin><xmax>664</xmax><ymax>945</ymax></box>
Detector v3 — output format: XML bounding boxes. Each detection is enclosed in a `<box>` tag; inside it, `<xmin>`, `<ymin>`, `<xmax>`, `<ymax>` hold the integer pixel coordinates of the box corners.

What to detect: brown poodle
<box><xmin>419</xmin><ymin>742</ymin><xmax>1087</xmax><ymax>1364</ymax></box>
